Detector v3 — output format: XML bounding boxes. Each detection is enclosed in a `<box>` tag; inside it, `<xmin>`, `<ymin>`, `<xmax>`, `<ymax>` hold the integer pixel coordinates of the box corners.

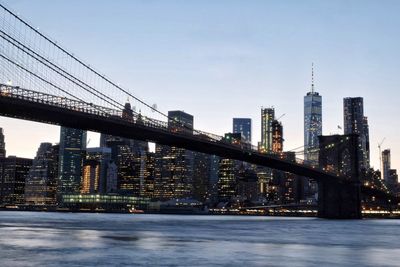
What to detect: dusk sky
<box><xmin>1</xmin><ymin>0</ymin><xmax>399</xmax><ymax>170</ymax></box>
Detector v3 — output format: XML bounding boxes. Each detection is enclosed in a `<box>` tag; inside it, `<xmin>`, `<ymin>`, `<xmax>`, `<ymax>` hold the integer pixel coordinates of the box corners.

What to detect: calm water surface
<box><xmin>0</xmin><ymin>211</ymin><xmax>400</xmax><ymax>266</ymax></box>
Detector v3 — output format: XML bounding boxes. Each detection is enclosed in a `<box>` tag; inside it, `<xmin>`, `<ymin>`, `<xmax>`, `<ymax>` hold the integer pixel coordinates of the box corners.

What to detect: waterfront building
<box><xmin>233</xmin><ymin>118</ymin><xmax>252</xmax><ymax>144</ymax></box>
<box><xmin>58</xmin><ymin>127</ymin><xmax>87</xmax><ymax>197</ymax></box>
<box><xmin>0</xmin><ymin>156</ymin><xmax>32</xmax><ymax>205</ymax></box>
<box><xmin>260</xmin><ymin>108</ymin><xmax>275</xmax><ymax>153</ymax></box>
<box><xmin>343</xmin><ymin>97</ymin><xmax>370</xmax><ymax>171</ymax></box>
<box><xmin>0</xmin><ymin>128</ymin><xmax>5</xmax><ymax>158</ymax></box>
<box><xmin>304</xmin><ymin>65</ymin><xmax>322</xmax><ymax>165</ymax></box>
<box><xmin>154</xmin><ymin>111</ymin><xmax>194</xmax><ymax>200</ymax></box>
<box><xmin>60</xmin><ymin>194</ymin><xmax>150</xmax><ymax>211</ymax></box>
<box><xmin>25</xmin><ymin>143</ymin><xmax>58</xmax><ymax>205</ymax></box>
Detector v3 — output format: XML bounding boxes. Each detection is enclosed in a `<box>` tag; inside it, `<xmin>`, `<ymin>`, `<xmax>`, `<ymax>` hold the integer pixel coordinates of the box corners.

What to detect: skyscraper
<box><xmin>0</xmin><ymin>156</ymin><xmax>32</xmax><ymax>205</ymax></box>
<box><xmin>304</xmin><ymin>65</ymin><xmax>322</xmax><ymax>165</ymax></box>
<box><xmin>363</xmin><ymin>116</ymin><xmax>370</xmax><ymax>168</ymax></box>
<box><xmin>233</xmin><ymin>118</ymin><xmax>252</xmax><ymax>143</ymax></box>
<box><xmin>25</xmin><ymin>143</ymin><xmax>58</xmax><ymax>205</ymax></box>
<box><xmin>154</xmin><ymin>110</ymin><xmax>194</xmax><ymax>200</ymax></box>
<box><xmin>58</xmin><ymin>127</ymin><xmax>87</xmax><ymax>197</ymax></box>
<box><xmin>382</xmin><ymin>149</ymin><xmax>391</xmax><ymax>183</ymax></box>
<box><xmin>260</xmin><ymin>108</ymin><xmax>275</xmax><ymax>153</ymax></box>
<box><xmin>81</xmin><ymin>147</ymin><xmax>112</xmax><ymax>194</ymax></box>
<box><xmin>0</xmin><ymin>128</ymin><xmax>5</xmax><ymax>158</ymax></box>
<box><xmin>272</xmin><ymin>120</ymin><xmax>283</xmax><ymax>153</ymax></box>
<box><xmin>343</xmin><ymin>97</ymin><xmax>370</xmax><ymax>171</ymax></box>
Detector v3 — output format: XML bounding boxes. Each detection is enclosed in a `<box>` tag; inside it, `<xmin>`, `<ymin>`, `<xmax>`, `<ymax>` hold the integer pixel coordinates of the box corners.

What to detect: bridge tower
<box><xmin>317</xmin><ymin>134</ymin><xmax>362</xmax><ymax>219</ymax></box>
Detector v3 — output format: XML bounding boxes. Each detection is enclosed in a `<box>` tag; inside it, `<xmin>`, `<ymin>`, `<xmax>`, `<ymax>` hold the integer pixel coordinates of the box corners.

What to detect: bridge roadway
<box><xmin>0</xmin><ymin>84</ymin><xmax>397</xmax><ymax>207</ymax></box>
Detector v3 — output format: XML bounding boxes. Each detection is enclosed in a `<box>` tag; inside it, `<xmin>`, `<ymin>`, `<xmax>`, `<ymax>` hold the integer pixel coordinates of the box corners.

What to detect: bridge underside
<box><xmin>0</xmin><ymin>95</ymin><xmax>341</xmax><ymax>183</ymax></box>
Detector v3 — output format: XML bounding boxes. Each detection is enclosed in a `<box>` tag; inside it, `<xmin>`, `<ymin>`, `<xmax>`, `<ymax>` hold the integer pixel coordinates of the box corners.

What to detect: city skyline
<box><xmin>0</xmin><ymin>0</ymin><xmax>399</xmax><ymax>171</ymax></box>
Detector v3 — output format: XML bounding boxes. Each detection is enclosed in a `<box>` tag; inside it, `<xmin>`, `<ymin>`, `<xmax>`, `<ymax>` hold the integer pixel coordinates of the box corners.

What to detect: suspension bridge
<box><xmin>0</xmin><ymin>4</ymin><xmax>396</xmax><ymax>218</ymax></box>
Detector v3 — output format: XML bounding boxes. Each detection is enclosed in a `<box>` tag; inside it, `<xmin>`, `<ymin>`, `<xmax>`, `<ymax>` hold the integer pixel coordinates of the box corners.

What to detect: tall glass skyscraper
<box><xmin>58</xmin><ymin>127</ymin><xmax>87</xmax><ymax>197</ymax></box>
<box><xmin>304</xmin><ymin>66</ymin><xmax>322</xmax><ymax>165</ymax></box>
<box><xmin>233</xmin><ymin>118</ymin><xmax>252</xmax><ymax>143</ymax></box>
<box><xmin>260</xmin><ymin>108</ymin><xmax>275</xmax><ymax>153</ymax></box>
<box><xmin>343</xmin><ymin>97</ymin><xmax>370</xmax><ymax>171</ymax></box>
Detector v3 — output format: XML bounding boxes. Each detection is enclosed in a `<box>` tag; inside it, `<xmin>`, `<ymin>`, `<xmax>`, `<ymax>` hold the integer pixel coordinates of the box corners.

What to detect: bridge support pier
<box><xmin>317</xmin><ymin>181</ymin><xmax>361</xmax><ymax>219</ymax></box>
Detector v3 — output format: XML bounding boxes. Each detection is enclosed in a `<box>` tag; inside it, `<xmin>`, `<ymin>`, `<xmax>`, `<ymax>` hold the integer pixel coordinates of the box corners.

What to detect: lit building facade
<box><xmin>81</xmin><ymin>160</ymin><xmax>101</xmax><ymax>194</ymax></box>
<box><xmin>0</xmin><ymin>128</ymin><xmax>5</xmax><ymax>158</ymax></box>
<box><xmin>0</xmin><ymin>156</ymin><xmax>32</xmax><ymax>205</ymax></box>
<box><xmin>343</xmin><ymin>97</ymin><xmax>370</xmax><ymax>172</ymax></box>
<box><xmin>260</xmin><ymin>108</ymin><xmax>275</xmax><ymax>153</ymax></box>
<box><xmin>233</xmin><ymin>118</ymin><xmax>252</xmax><ymax>144</ymax></box>
<box><xmin>272</xmin><ymin>120</ymin><xmax>283</xmax><ymax>153</ymax></box>
<box><xmin>154</xmin><ymin>111</ymin><xmax>194</xmax><ymax>200</ymax></box>
<box><xmin>83</xmin><ymin>147</ymin><xmax>112</xmax><ymax>194</ymax></box>
<box><xmin>304</xmin><ymin>73</ymin><xmax>322</xmax><ymax>165</ymax></box>
<box><xmin>58</xmin><ymin>127</ymin><xmax>87</xmax><ymax>197</ymax></box>
<box><xmin>25</xmin><ymin>143</ymin><xmax>58</xmax><ymax>205</ymax></box>
<box><xmin>217</xmin><ymin>133</ymin><xmax>242</xmax><ymax>202</ymax></box>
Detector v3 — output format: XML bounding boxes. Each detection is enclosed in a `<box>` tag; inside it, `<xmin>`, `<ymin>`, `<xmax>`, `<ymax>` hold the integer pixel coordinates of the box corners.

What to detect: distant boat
<box><xmin>128</xmin><ymin>207</ymin><xmax>144</xmax><ymax>214</ymax></box>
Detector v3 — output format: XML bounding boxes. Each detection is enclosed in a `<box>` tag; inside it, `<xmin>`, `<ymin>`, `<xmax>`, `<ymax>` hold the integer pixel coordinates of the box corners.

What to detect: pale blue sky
<box><xmin>1</xmin><ymin>0</ymin><xmax>399</xmax><ymax>170</ymax></box>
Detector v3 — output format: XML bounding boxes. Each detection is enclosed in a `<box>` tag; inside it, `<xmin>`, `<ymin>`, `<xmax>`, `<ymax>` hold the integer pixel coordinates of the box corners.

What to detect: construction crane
<box><xmin>378</xmin><ymin>137</ymin><xmax>386</xmax><ymax>179</ymax></box>
<box><xmin>276</xmin><ymin>113</ymin><xmax>286</xmax><ymax>121</ymax></box>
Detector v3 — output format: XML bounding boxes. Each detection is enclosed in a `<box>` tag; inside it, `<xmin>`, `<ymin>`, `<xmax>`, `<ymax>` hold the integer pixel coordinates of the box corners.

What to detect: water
<box><xmin>0</xmin><ymin>212</ymin><xmax>400</xmax><ymax>267</ymax></box>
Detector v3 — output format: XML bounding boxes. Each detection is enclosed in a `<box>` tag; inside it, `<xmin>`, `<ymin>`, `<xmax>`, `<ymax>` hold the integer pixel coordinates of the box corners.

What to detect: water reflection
<box><xmin>0</xmin><ymin>212</ymin><xmax>400</xmax><ymax>266</ymax></box>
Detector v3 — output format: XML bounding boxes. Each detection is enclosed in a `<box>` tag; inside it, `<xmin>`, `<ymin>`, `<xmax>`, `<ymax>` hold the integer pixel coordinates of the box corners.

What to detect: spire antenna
<box><xmin>311</xmin><ymin>62</ymin><xmax>315</xmax><ymax>93</ymax></box>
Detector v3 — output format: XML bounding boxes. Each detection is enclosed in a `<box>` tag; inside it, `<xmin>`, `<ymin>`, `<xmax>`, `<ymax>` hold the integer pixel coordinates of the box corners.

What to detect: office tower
<box><xmin>106</xmin><ymin>161</ymin><xmax>118</xmax><ymax>193</ymax></box>
<box><xmin>82</xmin><ymin>147</ymin><xmax>112</xmax><ymax>194</ymax></box>
<box><xmin>58</xmin><ymin>127</ymin><xmax>87</xmax><ymax>196</ymax></box>
<box><xmin>274</xmin><ymin>152</ymin><xmax>302</xmax><ymax>204</ymax></box>
<box><xmin>343</xmin><ymin>97</ymin><xmax>370</xmax><ymax>171</ymax></box>
<box><xmin>81</xmin><ymin>160</ymin><xmax>100</xmax><ymax>194</ymax></box>
<box><xmin>382</xmin><ymin>149</ymin><xmax>391</xmax><ymax>183</ymax></box>
<box><xmin>260</xmin><ymin>108</ymin><xmax>275</xmax><ymax>153</ymax></box>
<box><xmin>233</xmin><ymin>118</ymin><xmax>252</xmax><ymax>143</ymax></box>
<box><xmin>363</xmin><ymin>116</ymin><xmax>370</xmax><ymax>168</ymax></box>
<box><xmin>0</xmin><ymin>156</ymin><xmax>32</xmax><ymax>205</ymax></box>
<box><xmin>142</xmin><ymin>151</ymin><xmax>155</xmax><ymax>198</ymax></box>
<box><xmin>25</xmin><ymin>143</ymin><xmax>58</xmax><ymax>205</ymax></box>
<box><xmin>304</xmin><ymin>65</ymin><xmax>322</xmax><ymax>165</ymax></box>
<box><xmin>154</xmin><ymin>111</ymin><xmax>194</xmax><ymax>200</ymax></box>
<box><xmin>217</xmin><ymin>133</ymin><xmax>242</xmax><ymax>202</ymax></box>
<box><xmin>272</xmin><ymin>120</ymin><xmax>283</xmax><ymax>153</ymax></box>
<box><xmin>0</xmin><ymin>128</ymin><xmax>5</xmax><ymax>158</ymax></box>
<box><xmin>193</xmin><ymin>152</ymin><xmax>211</xmax><ymax>203</ymax></box>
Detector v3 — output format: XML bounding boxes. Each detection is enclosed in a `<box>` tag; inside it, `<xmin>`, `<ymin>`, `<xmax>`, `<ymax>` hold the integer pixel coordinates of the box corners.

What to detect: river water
<box><xmin>0</xmin><ymin>211</ymin><xmax>399</xmax><ymax>266</ymax></box>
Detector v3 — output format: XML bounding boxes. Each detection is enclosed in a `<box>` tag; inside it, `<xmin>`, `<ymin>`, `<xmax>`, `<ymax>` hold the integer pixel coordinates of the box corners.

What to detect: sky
<box><xmin>0</xmin><ymin>0</ymin><xmax>399</xmax><ymax>171</ymax></box>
